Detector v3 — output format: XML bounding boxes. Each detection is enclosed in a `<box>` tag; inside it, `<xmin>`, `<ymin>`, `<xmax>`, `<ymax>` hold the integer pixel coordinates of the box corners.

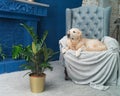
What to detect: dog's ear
<box><xmin>67</xmin><ymin>31</ymin><xmax>70</xmax><ymax>38</ymax></box>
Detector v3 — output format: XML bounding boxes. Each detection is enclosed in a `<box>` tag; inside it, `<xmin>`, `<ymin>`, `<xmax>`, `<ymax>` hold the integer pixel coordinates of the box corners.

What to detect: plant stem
<box><xmin>34</xmin><ymin>55</ymin><xmax>39</xmax><ymax>76</ymax></box>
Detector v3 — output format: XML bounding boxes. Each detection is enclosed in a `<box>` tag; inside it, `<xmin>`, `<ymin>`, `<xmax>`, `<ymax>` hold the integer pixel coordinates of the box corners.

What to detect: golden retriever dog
<box><xmin>66</xmin><ymin>28</ymin><xmax>107</xmax><ymax>51</ymax></box>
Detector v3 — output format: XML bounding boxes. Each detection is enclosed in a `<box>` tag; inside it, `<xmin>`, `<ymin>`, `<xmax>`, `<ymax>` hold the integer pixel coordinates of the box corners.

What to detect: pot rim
<box><xmin>29</xmin><ymin>73</ymin><xmax>46</xmax><ymax>78</ymax></box>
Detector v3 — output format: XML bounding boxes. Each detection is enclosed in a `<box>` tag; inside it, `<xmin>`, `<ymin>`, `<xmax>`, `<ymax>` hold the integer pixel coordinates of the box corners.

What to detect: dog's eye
<box><xmin>72</xmin><ymin>38</ymin><xmax>74</xmax><ymax>40</ymax></box>
<box><xmin>73</xmin><ymin>31</ymin><xmax>76</xmax><ymax>33</ymax></box>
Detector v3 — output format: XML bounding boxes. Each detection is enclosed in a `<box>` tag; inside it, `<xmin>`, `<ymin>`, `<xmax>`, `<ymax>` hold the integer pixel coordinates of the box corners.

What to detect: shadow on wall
<box><xmin>36</xmin><ymin>0</ymin><xmax>82</xmax><ymax>60</ymax></box>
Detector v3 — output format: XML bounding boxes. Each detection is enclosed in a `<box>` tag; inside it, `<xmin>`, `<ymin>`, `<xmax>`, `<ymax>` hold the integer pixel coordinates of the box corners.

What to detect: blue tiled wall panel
<box><xmin>0</xmin><ymin>0</ymin><xmax>48</xmax><ymax>74</ymax></box>
<box><xmin>0</xmin><ymin>19</ymin><xmax>36</xmax><ymax>74</ymax></box>
<box><xmin>0</xmin><ymin>18</ymin><xmax>35</xmax><ymax>57</ymax></box>
<box><xmin>0</xmin><ymin>62</ymin><xmax>5</xmax><ymax>74</ymax></box>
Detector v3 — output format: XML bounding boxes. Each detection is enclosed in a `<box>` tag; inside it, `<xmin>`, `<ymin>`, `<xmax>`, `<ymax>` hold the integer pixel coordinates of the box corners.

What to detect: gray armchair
<box><xmin>59</xmin><ymin>5</ymin><xmax>120</xmax><ymax>89</ymax></box>
<box><xmin>66</xmin><ymin>5</ymin><xmax>111</xmax><ymax>39</ymax></box>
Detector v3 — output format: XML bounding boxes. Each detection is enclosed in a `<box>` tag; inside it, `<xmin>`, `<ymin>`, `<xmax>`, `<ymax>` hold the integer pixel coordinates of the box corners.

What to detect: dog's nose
<box><xmin>67</xmin><ymin>34</ymin><xmax>70</xmax><ymax>38</ymax></box>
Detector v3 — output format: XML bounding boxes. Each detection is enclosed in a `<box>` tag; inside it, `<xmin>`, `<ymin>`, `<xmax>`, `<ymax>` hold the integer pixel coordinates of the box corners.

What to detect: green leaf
<box><xmin>20</xmin><ymin>23</ymin><xmax>38</xmax><ymax>43</ymax></box>
<box><xmin>38</xmin><ymin>31</ymin><xmax>48</xmax><ymax>48</ymax></box>
<box><xmin>12</xmin><ymin>44</ymin><xmax>23</xmax><ymax>59</ymax></box>
<box><xmin>23</xmin><ymin>72</ymin><xmax>31</xmax><ymax>77</ymax></box>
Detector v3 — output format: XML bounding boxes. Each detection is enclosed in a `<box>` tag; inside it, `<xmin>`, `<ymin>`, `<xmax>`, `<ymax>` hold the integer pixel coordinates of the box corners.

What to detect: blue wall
<box><xmin>36</xmin><ymin>0</ymin><xmax>82</xmax><ymax>59</ymax></box>
<box><xmin>0</xmin><ymin>0</ymin><xmax>82</xmax><ymax>73</ymax></box>
<box><xmin>0</xmin><ymin>0</ymin><xmax>46</xmax><ymax>73</ymax></box>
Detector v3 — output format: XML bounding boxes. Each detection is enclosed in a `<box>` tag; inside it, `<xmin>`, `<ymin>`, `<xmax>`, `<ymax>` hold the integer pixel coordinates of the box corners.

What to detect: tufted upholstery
<box><xmin>66</xmin><ymin>5</ymin><xmax>111</xmax><ymax>40</ymax></box>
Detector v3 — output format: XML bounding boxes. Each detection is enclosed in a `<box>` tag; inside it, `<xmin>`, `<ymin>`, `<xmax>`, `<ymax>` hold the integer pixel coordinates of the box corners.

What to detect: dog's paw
<box><xmin>76</xmin><ymin>52</ymin><xmax>80</xmax><ymax>57</ymax></box>
<box><xmin>61</xmin><ymin>48</ymin><xmax>66</xmax><ymax>54</ymax></box>
<box><xmin>62</xmin><ymin>47</ymin><xmax>69</xmax><ymax>54</ymax></box>
<box><xmin>75</xmin><ymin>48</ymin><xmax>82</xmax><ymax>57</ymax></box>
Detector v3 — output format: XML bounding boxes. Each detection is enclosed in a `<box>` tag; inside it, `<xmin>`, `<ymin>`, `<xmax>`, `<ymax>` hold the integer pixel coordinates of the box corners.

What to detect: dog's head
<box><xmin>67</xmin><ymin>28</ymin><xmax>82</xmax><ymax>44</ymax></box>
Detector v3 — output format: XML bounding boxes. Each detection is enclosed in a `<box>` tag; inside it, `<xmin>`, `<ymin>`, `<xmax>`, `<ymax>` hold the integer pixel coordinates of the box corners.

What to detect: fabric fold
<box><xmin>59</xmin><ymin>36</ymin><xmax>120</xmax><ymax>90</ymax></box>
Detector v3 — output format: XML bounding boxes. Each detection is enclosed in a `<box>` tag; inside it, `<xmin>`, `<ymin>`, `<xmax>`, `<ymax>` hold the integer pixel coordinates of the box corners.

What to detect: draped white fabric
<box><xmin>59</xmin><ymin>36</ymin><xmax>120</xmax><ymax>86</ymax></box>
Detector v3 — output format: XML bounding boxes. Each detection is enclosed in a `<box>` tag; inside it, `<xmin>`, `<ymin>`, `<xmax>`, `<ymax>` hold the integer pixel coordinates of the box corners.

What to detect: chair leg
<box><xmin>64</xmin><ymin>67</ymin><xmax>71</xmax><ymax>80</ymax></box>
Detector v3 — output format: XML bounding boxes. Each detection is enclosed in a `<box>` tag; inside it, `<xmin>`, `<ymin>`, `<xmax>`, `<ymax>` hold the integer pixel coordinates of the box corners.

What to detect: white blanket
<box><xmin>59</xmin><ymin>36</ymin><xmax>120</xmax><ymax>90</ymax></box>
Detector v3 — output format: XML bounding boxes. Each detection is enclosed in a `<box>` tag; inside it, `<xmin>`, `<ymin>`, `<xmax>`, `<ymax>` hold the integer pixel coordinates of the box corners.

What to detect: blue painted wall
<box><xmin>0</xmin><ymin>0</ymin><xmax>82</xmax><ymax>73</ymax></box>
<box><xmin>36</xmin><ymin>0</ymin><xmax>82</xmax><ymax>59</ymax></box>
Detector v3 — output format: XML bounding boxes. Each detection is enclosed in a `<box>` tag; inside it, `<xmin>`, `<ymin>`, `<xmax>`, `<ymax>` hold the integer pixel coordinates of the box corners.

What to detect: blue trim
<box><xmin>0</xmin><ymin>59</ymin><xmax>26</xmax><ymax>74</ymax></box>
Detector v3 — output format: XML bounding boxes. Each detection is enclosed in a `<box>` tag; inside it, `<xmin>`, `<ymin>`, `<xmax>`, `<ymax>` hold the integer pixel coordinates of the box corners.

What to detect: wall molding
<box><xmin>0</xmin><ymin>0</ymin><xmax>49</xmax><ymax>17</ymax></box>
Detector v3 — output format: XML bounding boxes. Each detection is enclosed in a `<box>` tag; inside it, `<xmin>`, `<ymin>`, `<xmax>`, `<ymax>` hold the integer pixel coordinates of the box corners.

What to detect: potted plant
<box><xmin>0</xmin><ymin>44</ymin><xmax>6</xmax><ymax>61</ymax></box>
<box><xmin>12</xmin><ymin>23</ymin><xmax>58</xmax><ymax>93</ymax></box>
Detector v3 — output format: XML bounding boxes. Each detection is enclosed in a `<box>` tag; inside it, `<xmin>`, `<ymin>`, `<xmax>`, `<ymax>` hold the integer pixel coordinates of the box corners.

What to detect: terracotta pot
<box><xmin>29</xmin><ymin>73</ymin><xmax>46</xmax><ymax>93</ymax></box>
